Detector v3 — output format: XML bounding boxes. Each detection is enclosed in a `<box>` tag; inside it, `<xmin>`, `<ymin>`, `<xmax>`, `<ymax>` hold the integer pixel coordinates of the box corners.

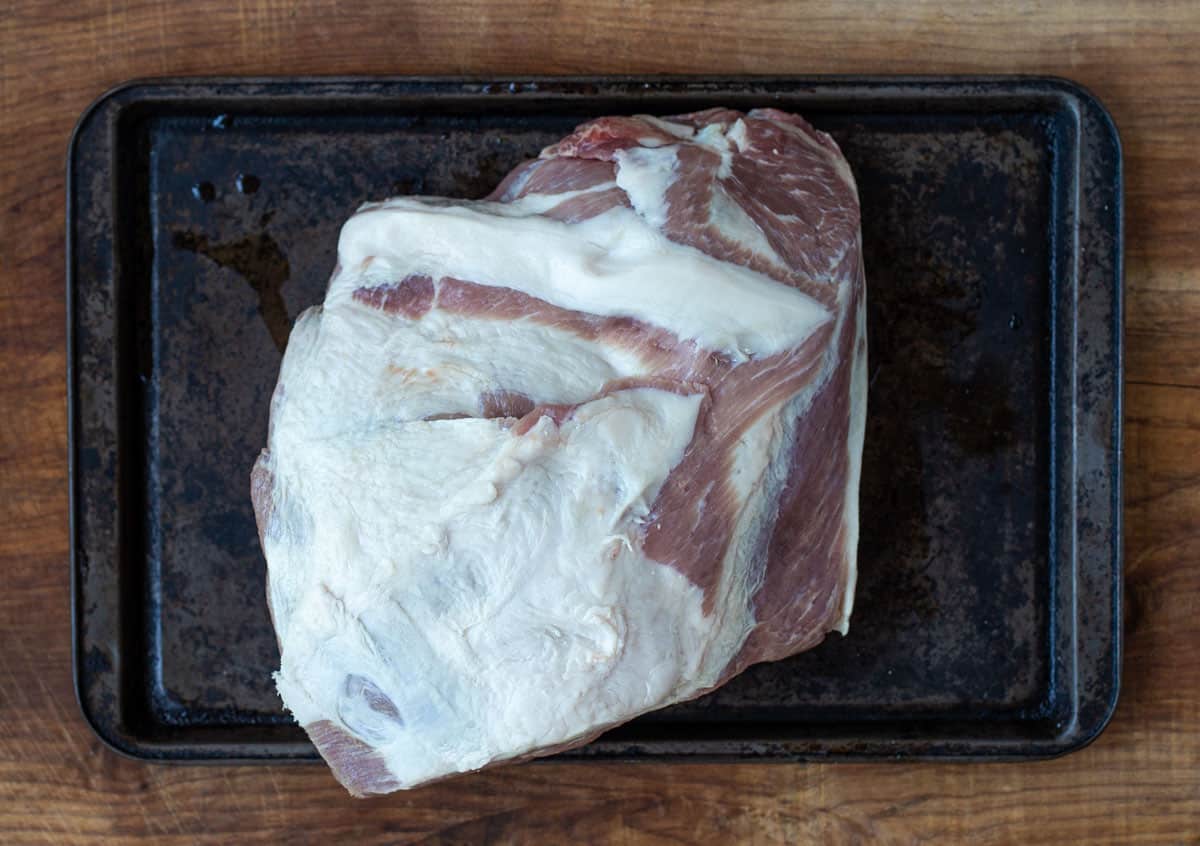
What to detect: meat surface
<box><xmin>251</xmin><ymin>107</ymin><xmax>867</xmax><ymax>795</ymax></box>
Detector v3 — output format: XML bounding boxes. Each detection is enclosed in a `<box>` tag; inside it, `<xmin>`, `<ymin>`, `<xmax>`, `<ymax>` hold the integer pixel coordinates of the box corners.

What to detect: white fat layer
<box><xmin>726</xmin><ymin>118</ymin><xmax>751</xmax><ymax>152</ymax></box>
<box><xmin>268</xmin><ymin>324</ymin><xmax>716</xmax><ymax>784</ymax></box>
<box><xmin>613</xmin><ymin>145</ymin><xmax>679</xmax><ymax>230</ymax></box>
<box><xmin>707</xmin><ymin>185</ymin><xmax>787</xmax><ymax>272</ymax></box>
<box><xmin>693</xmin><ymin>124</ymin><xmax>735</xmax><ymax>178</ymax></box>
<box><xmin>268</xmin><ymin>296</ymin><xmax>648</xmax><ymax>435</ymax></box>
<box><xmin>836</xmin><ymin>262</ymin><xmax>868</xmax><ymax>634</ymax></box>
<box><xmin>335</xmin><ymin>200</ymin><xmax>829</xmax><ymax>362</ymax></box>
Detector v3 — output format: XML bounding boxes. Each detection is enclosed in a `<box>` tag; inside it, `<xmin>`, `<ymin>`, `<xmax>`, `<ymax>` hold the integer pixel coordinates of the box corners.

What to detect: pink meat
<box><xmin>253</xmin><ymin>107</ymin><xmax>865</xmax><ymax>795</ymax></box>
<box><xmin>485</xmin><ymin>107</ymin><xmax>866</xmax><ymax>670</ymax></box>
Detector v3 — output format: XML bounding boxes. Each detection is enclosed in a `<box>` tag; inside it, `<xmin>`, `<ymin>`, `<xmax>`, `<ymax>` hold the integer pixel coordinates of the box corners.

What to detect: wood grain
<box><xmin>2</xmin><ymin>1</ymin><xmax>1199</xmax><ymax>842</ymax></box>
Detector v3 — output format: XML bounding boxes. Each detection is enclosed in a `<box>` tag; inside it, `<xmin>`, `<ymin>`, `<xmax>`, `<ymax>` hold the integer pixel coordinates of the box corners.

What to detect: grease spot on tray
<box><xmin>173</xmin><ymin>230</ymin><xmax>291</xmax><ymax>353</ymax></box>
<box><xmin>235</xmin><ymin>173</ymin><xmax>261</xmax><ymax>195</ymax></box>
<box><xmin>191</xmin><ymin>181</ymin><xmax>216</xmax><ymax>203</ymax></box>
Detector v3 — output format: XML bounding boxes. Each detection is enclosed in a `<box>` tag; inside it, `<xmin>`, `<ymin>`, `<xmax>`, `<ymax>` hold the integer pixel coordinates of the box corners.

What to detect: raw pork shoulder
<box><xmin>251</xmin><ymin>107</ymin><xmax>866</xmax><ymax>795</ymax></box>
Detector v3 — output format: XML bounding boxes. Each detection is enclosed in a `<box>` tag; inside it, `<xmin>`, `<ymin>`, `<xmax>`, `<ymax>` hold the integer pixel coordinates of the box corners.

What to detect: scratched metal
<box><xmin>68</xmin><ymin>78</ymin><xmax>1122</xmax><ymax>761</ymax></box>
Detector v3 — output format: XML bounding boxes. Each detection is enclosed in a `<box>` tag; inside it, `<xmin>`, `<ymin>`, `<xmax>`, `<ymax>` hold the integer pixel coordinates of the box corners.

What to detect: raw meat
<box><xmin>251</xmin><ymin>107</ymin><xmax>866</xmax><ymax>795</ymax></box>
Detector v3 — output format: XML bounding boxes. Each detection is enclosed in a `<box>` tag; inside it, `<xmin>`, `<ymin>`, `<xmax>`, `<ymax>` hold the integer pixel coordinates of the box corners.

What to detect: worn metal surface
<box><xmin>68</xmin><ymin>77</ymin><xmax>1122</xmax><ymax>762</ymax></box>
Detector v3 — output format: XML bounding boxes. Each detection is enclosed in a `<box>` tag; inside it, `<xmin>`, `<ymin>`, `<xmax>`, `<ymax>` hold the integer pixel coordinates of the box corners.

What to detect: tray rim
<box><xmin>67</xmin><ymin>74</ymin><xmax>1122</xmax><ymax>764</ymax></box>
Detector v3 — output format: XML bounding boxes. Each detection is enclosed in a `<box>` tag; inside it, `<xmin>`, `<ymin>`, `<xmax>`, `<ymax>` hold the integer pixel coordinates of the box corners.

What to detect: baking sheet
<box><xmin>68</xmin><ymin>77</ymin><xmax>1122</xmax><ymax>761</ymax></box>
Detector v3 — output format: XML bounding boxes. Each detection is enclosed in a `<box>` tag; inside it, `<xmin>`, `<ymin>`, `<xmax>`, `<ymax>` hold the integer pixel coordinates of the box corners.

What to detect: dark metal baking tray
<box><xmin>68</xmin><ymin>77</ymin><xmax>1122</xmax><ymax>763</ymax></box>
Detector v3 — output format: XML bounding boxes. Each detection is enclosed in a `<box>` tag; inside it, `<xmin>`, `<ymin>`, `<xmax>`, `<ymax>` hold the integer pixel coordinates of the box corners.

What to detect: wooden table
<box><xmin>2</xmin><ymin>2</ymin><xmax>1197</xmax><ymax>842</ymax></box>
